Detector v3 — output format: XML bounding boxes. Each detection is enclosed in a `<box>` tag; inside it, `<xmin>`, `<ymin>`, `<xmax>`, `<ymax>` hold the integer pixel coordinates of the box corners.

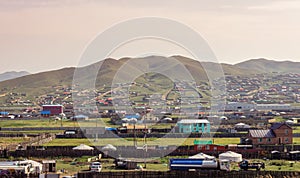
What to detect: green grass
<box><xmin>43</xmin><ymin>137</ymin><xmax>240</xmax><ymax>147</ymax></box>
<box><xmin>292</xmin><ymin>126</ymin><xmax>300</xmax><ymax>134</ymax></box>
<box><xmin>0</xmin><ymin>137</ymin><xmax>31</xmax><ymax>146</ymax></box>
<box><xmin>292</xmin><ymin>137</ymin><xmax>300</xmax><ymax>144</ymax></box>
<box><xmin>0</xmin><ymin>130</ymin><xmax>63</xmax><ymax>134</ymax></box>
<box><xmin>264</xmin><ymin>159</ymin><xmax>300</xmax><ymax>171</ymax></box>
<box><xmin>0</xmin><ymin>118</ymin><xmax>114</xmax><ymax>128</ymax></box>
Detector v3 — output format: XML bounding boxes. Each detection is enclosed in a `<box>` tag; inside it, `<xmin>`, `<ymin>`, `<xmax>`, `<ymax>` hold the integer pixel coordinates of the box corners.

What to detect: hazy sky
<box><xmin>1</xmin><ymin>0</ymin><xmax>300</xmax><ymax>73</ymax></box>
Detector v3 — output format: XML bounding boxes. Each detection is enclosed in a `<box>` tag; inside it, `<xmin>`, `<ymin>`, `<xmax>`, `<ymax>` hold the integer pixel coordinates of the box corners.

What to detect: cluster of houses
<box><xmin>225</xmin><ymin>73</ymin><xmax>300</xmax><ymax>104</ymax></box>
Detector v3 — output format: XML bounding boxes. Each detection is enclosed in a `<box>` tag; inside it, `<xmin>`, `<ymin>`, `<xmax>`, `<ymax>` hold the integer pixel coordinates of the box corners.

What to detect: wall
<box><xmin>77</xmin><ymin>170</ymin><xmax>300</xmax><ymax>178</ymax></box>
<box><xmin>273</xmin><ymin>125</ymin><xmax>293</xmax><ymax>144</ymax></box>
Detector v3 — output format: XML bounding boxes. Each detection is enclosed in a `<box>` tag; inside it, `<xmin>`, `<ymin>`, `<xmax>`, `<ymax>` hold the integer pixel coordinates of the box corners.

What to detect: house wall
<box><xmin>249</xmin><ymin>136</ymin><xmax>277</xmax><ymax>145</ymax></box>
<box><xmin>42</xmin><ymin>106</ymin><xmax>63</xmax><ymax>115</ymax></box>
<box><xmin>178</xmin><ymin>123</ymin><xmax>210</xmax><ymax>133</ymax></box>
<box><xmin>272</xmin><ymin>125</ymin><xmax>293</xmax><ymax>144</ymax></box>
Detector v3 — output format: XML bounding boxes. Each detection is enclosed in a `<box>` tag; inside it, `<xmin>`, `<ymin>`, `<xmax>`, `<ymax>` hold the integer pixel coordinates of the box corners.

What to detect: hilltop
<box><xmin>236</xmin><ymin>58</ymin><xmax>300</xmax><ymax>73</ymax></box>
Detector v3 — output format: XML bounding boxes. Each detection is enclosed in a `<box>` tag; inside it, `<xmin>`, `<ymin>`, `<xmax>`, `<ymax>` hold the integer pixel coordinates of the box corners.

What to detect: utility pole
<box><xmin>133</xmin><ymin>123</ymin><xmax>137</xmax><ymax>148</ymax></box>
<box><xmin>144</xmin><ymin>127</ymin><xmax>147</xmax><ymax>169</ymax></box>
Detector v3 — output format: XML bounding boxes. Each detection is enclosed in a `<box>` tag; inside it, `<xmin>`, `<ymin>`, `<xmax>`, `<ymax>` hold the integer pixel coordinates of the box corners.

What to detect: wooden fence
<box><xmin>77</xmin><ymin>170</ymin><xmax>300</xmax><ymax>178</ymax></box>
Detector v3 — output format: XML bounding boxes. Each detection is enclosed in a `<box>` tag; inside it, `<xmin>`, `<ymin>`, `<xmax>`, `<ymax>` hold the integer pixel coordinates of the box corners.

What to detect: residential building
<box><xmin>247</xmin><ymin>122</ymin><xmax>292</xmax><ymax>145</ymax></box>
<box><xmin>177</xmin><ymin>119</ymin><xmax>210</xmax><ymax>133</ymax></box>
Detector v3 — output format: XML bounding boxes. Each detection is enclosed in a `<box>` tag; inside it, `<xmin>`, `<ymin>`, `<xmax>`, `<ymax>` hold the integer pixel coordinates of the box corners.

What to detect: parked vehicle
<box><xmin>239</xmin><ymin>160</ymin><xmax>265</xmax><ymax>171</ymax></box>
<box><xmin>89</xmin><ymin>162</ymin><xmax>102</xmax><ymax>172</ymax></box>
<box><xmin>169</xmin><ymin>158</ymin><xmax>231</xmax><ymax>171</ymax></box>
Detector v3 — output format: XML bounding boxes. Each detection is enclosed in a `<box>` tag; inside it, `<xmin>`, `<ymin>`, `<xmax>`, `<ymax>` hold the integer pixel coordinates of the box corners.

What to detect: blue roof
<box><xmin>124</xmin><ymin>114</ymin><xmax>140</xmax><ymax>119</ymax></box>
<box><xmin>41</xmin><ymin>110</ymin><xmax>51</xmax><ymax>114</ymax></box>
<box><xmin>105</xmin><ymin>127</ymin><xmax>117</xmax><ymax>131</ymax></box>
<box><xmin>0</xmin><ymin>111</ymin><xmax>9</xmax><ymax>115</ymax></box>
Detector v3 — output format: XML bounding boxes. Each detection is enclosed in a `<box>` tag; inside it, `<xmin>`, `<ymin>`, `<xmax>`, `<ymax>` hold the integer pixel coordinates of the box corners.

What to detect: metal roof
<box><xmin>177</xmin><ymin>119</ymin><xmax>210</xmax><ymax>124</ymax></box>
<box><xmin>270</xmin><ymin>122</ymin><xmax>291</xmax><ymax>130</ymax></box>
<box><xmin>42</xmin><ymin>160</ymin><xmax>56</xmax><ymax>164</ymax></box>
<box><xmin>42</xmin><ymin>104</ymin><xmax>63</xmax><ymax>107</ymax></box>
<box><xmin>249</xmin><ymin>129</ymin><xmax>275</xmax><ymax>138</ymax></box>
<box><xmin>40</xmin><ymin>110</ymin><xmax>51</xmax><ymax>114</ymax></box>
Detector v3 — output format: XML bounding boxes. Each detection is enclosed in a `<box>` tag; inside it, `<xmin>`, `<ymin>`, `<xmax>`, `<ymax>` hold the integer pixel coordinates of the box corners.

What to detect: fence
<box><xmin>5</xmin><ymin>133</ymin><xmax>55</xmax><ymax>151</ymax></box>
<box><xmin>77</xmin><ymin>170</ymin><xmax>300</xmax><ymax>178</ymax></box>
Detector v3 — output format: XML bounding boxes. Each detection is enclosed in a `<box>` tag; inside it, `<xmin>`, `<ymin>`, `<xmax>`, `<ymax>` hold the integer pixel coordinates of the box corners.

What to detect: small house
<box><xmin>177</xmin><ymin>119</ymin><xmax>210</xmax><ymax>133</ymax></box>
<box><xmin>247</xmin><ymin>122</ymin><xmax>292</xmax><ymax>145</ymax></box>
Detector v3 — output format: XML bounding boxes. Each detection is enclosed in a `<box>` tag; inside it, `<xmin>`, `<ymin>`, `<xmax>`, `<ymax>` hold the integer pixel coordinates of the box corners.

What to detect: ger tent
<box><xmin>72</xmin><ymin>144</ymin><xmax>94</xmax><ymax>151</ymax></box>
<box><xmin>234</xmin><ymin>123</ymin><xmax>250</xmax><ymax>129</ymax></box>
<box><xmin>219</xmin><ymin>151</ymin><xmax>242</xmax><ymax>162</ymax></box>
<box><xmin>189</xmin><ymin>153</ymin><xmax>215</xmax><ymax>160</ymax></box>
<box><xmin>102</xmin><ymin>144</ymin><xmax>117</xmax><ymax>151</ymax></box>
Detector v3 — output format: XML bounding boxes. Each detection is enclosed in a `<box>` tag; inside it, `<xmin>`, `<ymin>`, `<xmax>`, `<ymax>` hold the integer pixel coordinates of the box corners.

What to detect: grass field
<box><xmin>292</xmin><ymin>126</ymin><xmax>300</xmax><ymax>134</ymax></box>
<box><xmin>0</xmin><ymin>130</ymin><xmax>63</xmax><ymax>134</ymax></box>
<box><xmin>0</xmin><ymin>137</ymin><xmax>31</xmax><ymax>147</ymax></box>
<box><xmin>0</xmin><ymin>118</ymin><xmax>113</xmax><ymax>128</ymax></box>
<box><xmin>43</xmin><ymin>137</ymin><xmax>240</xmax><ymax>147</ymax></box>
<box><xmin>0</xmin><ymin>118</ymin><xmax>173</xmax><ymax>129</ymax></box>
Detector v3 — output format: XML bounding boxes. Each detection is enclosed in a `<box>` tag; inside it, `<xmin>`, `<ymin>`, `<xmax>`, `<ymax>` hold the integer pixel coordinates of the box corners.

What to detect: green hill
<box><xmin>0</xmin><ymin>56</ymin><xmax>297</xmax><ymax>103</ymax></box>
<box><xmin>235</xmin><ymin>58</ymin><xmax>300</xmax><ymax>73</ymax></box>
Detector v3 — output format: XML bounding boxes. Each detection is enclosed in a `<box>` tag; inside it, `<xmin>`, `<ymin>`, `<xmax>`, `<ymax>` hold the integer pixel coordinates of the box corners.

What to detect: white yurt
<box><xmin>72</xmin><ymin>144</ymin><xmax>94</xmax><ymax>151</ymax></box>
<box><xmin>234</xmin><ymin>123</ymin><xmax>250</xmax><ymax>129</ymax></box>
<box><xmin>189</xmin><ymin>153</ymin><xmax>215</xmax><ymax>160</ymax></box>
<box><xmin>219</xmin><ymin>151</ymin><xmax>242</xmax><ymax>162</ymax></box>
<box><xmin>102</xmin><ymin>144</ymin><xmax>117</xmax><ymax>151</ymax></box>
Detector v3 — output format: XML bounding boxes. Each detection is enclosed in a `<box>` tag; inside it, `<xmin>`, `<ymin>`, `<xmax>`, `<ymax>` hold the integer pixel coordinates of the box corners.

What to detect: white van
<box><xmin>89</xmin><ymin>162</ymin><xmax>102</xmax><ymax>172</ymax></box>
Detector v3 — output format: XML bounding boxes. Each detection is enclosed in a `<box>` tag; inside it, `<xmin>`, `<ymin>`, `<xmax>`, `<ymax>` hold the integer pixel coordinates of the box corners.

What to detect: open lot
<box><xmin>0</xmin><ymin>137</ymin><xmax>31</xmax><ymax>147</ymax></box>
<box><xmin>43</xmin><ymin>137</ymin><xmax>240</xmax><ymax>147</ymax></box>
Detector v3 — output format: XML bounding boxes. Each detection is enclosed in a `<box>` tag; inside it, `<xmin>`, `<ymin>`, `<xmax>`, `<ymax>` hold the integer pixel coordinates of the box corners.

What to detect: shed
<box><xmin>42</xmin><ymin>160</ymin><xmax>56</xmax><ymax>172</ymax></box>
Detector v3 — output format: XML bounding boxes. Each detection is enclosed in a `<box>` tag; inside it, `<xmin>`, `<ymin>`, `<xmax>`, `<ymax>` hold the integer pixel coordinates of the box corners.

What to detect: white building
<box><xmin>221</xmin><ymin>102</ymin><xmax>291</xmax><ymax>111</ymax></box>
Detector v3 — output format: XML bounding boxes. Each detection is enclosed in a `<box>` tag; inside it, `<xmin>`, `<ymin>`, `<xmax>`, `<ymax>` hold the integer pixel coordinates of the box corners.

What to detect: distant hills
<box><xmin>0</xmin><ymin>56</ymin><xmax>298</xmax><ymax>98</ymax></box>
<box><xmin>0</xmin><ymin>71</ymin><xmax>30</xmax><ymax>82</ymax></box>
<box><xmin>236</xmin><ymin>58</ymin><xmax>300</xmax><ymax>73</ymax></box>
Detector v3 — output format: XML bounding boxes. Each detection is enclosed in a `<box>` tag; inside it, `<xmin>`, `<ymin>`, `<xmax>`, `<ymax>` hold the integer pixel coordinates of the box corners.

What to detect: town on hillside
<box><xmin>0</xmin><ymin>71</ymin><xmax>300</xmax><ymax>177</ymax></box>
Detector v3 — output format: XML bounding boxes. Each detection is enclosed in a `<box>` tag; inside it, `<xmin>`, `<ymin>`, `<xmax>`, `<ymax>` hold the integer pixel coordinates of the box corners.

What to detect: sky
<box><xmin>0</xmin><ymin>0</ymin><xmax>300</xmax><ymax>73</ymax></box>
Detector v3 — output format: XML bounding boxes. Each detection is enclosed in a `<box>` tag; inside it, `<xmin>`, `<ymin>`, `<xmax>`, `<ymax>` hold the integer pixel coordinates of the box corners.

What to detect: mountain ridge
<box><xmin>0</xmin><ymin>56</ymin><xmax>298</xmax><ymax>99</ymax></box>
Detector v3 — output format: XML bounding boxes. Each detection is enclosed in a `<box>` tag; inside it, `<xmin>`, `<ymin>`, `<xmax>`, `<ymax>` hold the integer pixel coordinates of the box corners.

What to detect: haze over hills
<box><xmin>0</xmin><ymin>71</ymin><xmax>30</xmax><ymax>82</ymax></box>
<box><xmin>0</xmin><ymin>56</ymin><xmax>298</xmax><ymax>99</ymax></box>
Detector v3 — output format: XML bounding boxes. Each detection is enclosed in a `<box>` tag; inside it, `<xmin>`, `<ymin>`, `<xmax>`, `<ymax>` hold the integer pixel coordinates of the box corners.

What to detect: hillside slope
<box><xmin>0</xmin><ymin>71</ymin><xmax>30</xmax><ymax>82</ymax></box>
<box><xmin>0</xmin><ymin>56</ymin><xmax>295</xmax><ymax>98</ymax></box>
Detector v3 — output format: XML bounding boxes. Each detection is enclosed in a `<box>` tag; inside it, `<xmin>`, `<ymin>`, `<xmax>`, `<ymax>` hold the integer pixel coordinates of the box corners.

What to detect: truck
<box><xmin>169</xmin><ymin>158</ymin><xmax>231</xmax><ymax>171</ymax></box>
<box><xmin>238</xmin><ymin>160</ymin><xmax>265</xmax><ymax>171</ymax></box>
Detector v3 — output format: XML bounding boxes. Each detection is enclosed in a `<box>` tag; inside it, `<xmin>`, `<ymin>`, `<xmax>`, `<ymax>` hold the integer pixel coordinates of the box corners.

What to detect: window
<box><xmin>258</xmin><ymin>138</ymin><xmax>262</xmax><ymax>142</ymax></box>
<box><xmin>285</xmin><ymin>129</ymin><xmax>289</xmax><ymax>135</ymax></box>
<box><xmin>267</xmin><ymin>138</ymin><xmax>272</xmax><ymax>142</ymax></box>
<box><xmin>285</xmin><ymin>138</ymin><xmax>289</xmax><ymax>142</ymax></box>
<box><xmin>206</xmin><ymin>145</ymin><xmax>210</xmax><ymax>150</ymax></box>
<box><xmin>194</xmin><ymin>127</ymin><xmax>197</xmax><ymax>131</ymax></box>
